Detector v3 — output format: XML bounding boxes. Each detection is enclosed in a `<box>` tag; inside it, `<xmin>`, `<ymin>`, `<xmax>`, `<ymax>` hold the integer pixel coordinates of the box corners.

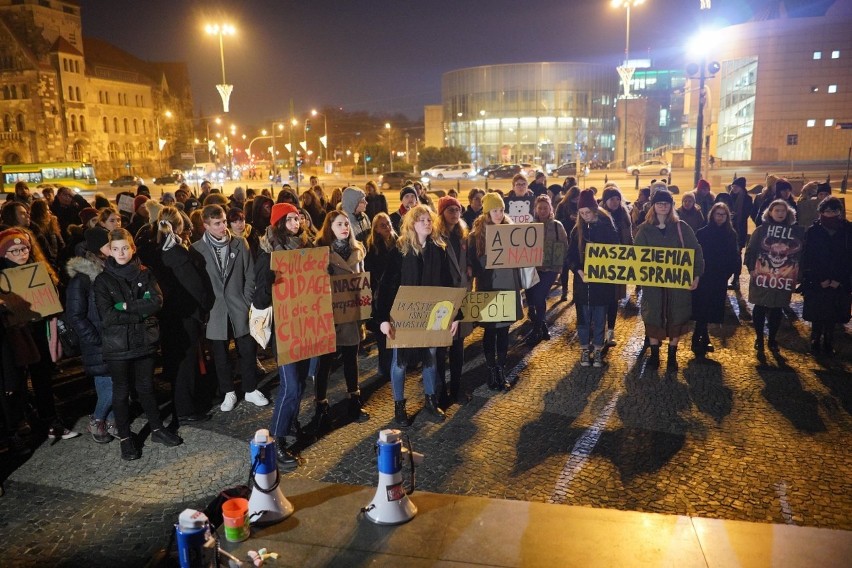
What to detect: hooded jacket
<box><xmin>65</xmin><ymin>253</ymin><xmax>109</xmax><ymax>376</ymax></box>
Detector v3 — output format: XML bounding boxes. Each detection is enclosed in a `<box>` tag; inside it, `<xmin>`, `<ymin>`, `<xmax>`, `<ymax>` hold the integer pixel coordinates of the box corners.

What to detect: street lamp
<box><xmin>203</xmin><ymin>116</ymin><xmax>222</xmax><ymax>162</ymax></box>
<box><xmin>155</xmin><ymin>110</ymin><xmax>173</xmax><ymax>175</ymax></box>
<box><xmin>611</xmin><ymin>0</ymin><xmax>644</xmax><ymax>169</ymax></box>
<box><xmin>311</xmin><ymin>109</ymin><xmax>328</xmax><ymax>165</ymax></box>
<box><xmin>205</xmin><ymin>23</ymin><xmax>235</xmax><ymax>112</ymax></box>
<box><xmin>687</xmin><ymin>26</ymin><xmax>720</xmax><ymax>187</ymax></box>
<box><xmin>385</xmin><ymin>122</ymin><xmax>392</xmax><ymax>171</ymax></box>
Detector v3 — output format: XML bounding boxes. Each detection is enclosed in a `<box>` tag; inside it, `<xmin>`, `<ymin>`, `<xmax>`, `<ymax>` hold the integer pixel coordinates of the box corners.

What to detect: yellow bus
<box><xmin>1</xmin><ymin>161</ymin><xmax>97</xmax><ymax>193</ymax></box>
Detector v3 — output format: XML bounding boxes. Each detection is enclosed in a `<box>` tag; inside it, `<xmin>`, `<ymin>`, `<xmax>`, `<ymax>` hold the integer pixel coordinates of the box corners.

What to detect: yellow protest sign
<box><xmin>485</xmin><ymin>223</ymin><xmax>544</xmax><ymax>269</ymax></box>
<box><xmin>330</xmin><ymin>272</ymin><xmax>372</xmax><ymax>324</ymax></box>
<box><xmin>582</xmin><ymin>243</ymin><xmax>695</xmax><ymax>290</ymax></box>
<box><xmin>387</xmin><ymin>286</ymin><xmax>467</xmax><ymax>348</ymax></box>
<box><xmin>460</xmin><ymin>291</ymin><xmax>516</xmax><ymax>322</ymax></box>
<box><xmin>0</xmin><ymin>262</ymin><xmax>62</xmax><ymax>326</ymax></box>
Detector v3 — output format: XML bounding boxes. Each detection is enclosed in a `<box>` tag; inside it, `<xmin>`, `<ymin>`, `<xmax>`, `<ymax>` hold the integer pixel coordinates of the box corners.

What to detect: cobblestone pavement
<box><xmin>0</xmin><ymin>280</ymin><xmax>850</xmax><ymax>566</ymax></box>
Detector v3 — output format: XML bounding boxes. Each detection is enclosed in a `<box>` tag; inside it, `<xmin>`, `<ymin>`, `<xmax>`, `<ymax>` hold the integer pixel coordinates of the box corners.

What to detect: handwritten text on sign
<box><xmin>460</xmin><ymin>291</ymin><xmax>516</xmax><ymax>322</ymax></box>
<box><xmin>582</xmin><ymin>243</ymin><xmax>695</xmax><ymax>290</ymax></box>
<box><xmin>272</xmin><ymin>248</ymin><xmax>336</xmax><ymax>365</ymax></box>
<box><xmin>0</xmin><ymin>262</ymin><xmax>63</xmax><ymax>326</ymax></box>
<box><xmin>330</xmin><ymin>272</ymin><xmax>372</xmax><ymax>324</ymax></box>
<box><xmin>485</xmin><ymin>223</ymin><xmax>544</xmax><ymax>269</ymax></box>
<box><xmin>387</xmin><ymin>286</ymin><xmax>466</xmax><ymax>348</ymax></box>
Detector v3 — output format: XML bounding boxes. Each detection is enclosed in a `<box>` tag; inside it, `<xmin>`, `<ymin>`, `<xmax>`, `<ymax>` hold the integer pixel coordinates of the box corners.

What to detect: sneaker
<box><xmin>244</xmin><ymin>390</ymin><xmax>269</xmax><ymax>407</ymax></box>
<box><xmin>580</xmin><ymin>349</ymin><xmax>591</xmax><ymax>367</ymax></box>
<box><xmin>605</xmin><ymin>329</ymin><xmax>617</xmax><ymax>347</ymax></box>
<box><xmin>593</xmin><ymin>348</ymin><xmax>604</xmax><ymax>368</ymax></box>
<box><xmin>88</xmin><ymin>417</ymin><xmax>112</xmax><ymax>444</ymax></box>
<box><xmin>48</xmin><ymin>426</ymin><xmax>80</xmax><ymax>440</ymax></box>
<box><xmin>151</xmin><ymin>429</ymin><xmax>183</xmax><ymax>447</ymax></box>
<box><xmin>220</xmin><ymin>391</ymin><xmax>238</xmax><ymax>412</ymax></box>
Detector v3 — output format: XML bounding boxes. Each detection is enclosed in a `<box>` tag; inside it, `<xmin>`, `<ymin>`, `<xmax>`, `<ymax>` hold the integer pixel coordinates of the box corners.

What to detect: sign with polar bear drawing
<box><xmin>504</xmin><ymin>194</ymin><xmax>535</xmax><ymax>223</ymax></box>
<box><xmin>485</xmin><ymin>223</ymin><xmax>544</xmax><ymax>269</ymax></box>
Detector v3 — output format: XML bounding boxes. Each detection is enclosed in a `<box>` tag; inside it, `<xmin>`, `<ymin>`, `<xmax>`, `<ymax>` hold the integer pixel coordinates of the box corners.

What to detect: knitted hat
<box><xmin>94</xmin><ymin>193</ymin><xmax>111</xmax><ymax>209</ymax></box>
<box><xmin>399</xmin><ymin>185</ymin><xmax>417</xmax><ymax>201</ymax></box>
<box><xmin>816</xmin><ymin>182</ymin><xmax>832</xmax><ymax>196</ymax></box>
<box><xmin>79</xmin><ymin>207</ymin><xmax>98</xmax><ymax>226</ymax></box>
<box><xmin>577</xmin><ymin>188</ymin><xmax>598</xmax><ymax>210</ymax></box>
<box><xmin>233</xmin><ymin>186</ymin><xmax>246</xmax><ymax>201</ymax></box>
<box><xmin>0</xmin><ymin>228</ymin><xmax>31</xmax><ymax>258</ymax></box>
<box><xmin>161</xmin><ymin>192</ymin><xmax>176</xmax><ymax>204</ymax></box>
<box><xmin>133</xmin><ymin>195</ymin><xmax>149</xmax><ymax>212</ymax></box>
<box><xmin>650</xmin><ymin>181</ymin><xmax>668</xmax><ymax>196</ymax></box>
<box><xmin>650</xmin><ymin>189</ymin><xmax>674</xmax><ymax>205</ymax></box>
<box><xmin>184</xmin><ymin>197</ymin><xmax>200</xmax><ymax>212</ymax></box>
<box><xmin>481</xmin><ymin>192</ymin><xmax>505</xmax><ymax>213</ymax></box>
<box><xmin>144</xmin><ymin>199</ymin><xmax>163</xmax><ymax>222</ymax></box>
<box><xmin>818</xmin><ymin>196</ymin><xmax>842</xmax><ymax>213</ymax></box>
<box><xmin>438</xmin><ymin>195</ymin><xmax>462</xmax><ymax>216</ymax></box>
<box><xmin>775</xmin><ymin>179</ymin><xmax>793</xmax><ymax>194</ymax></box>
<box><xmin>84</xmin><ymin>226</ymin><xmax>110</xmax><ymax>254</ymax></box>
<box><xmin>601</xmin><ymin>187</ymin><xmax>622</xmax><ymax>204</ymax></box>
<box><xmin>696</xmin><ymin>179</ymin><xmax>711</xmax><ymax>192</ymax></box>
<box><xmin>732</xmin><ymin>177</ymin><xmax>747</xmax><ymax>190</ymax></box>
<box><xmin>270</xmin><ymin>203</ymin><xmax>299</xmax><ymax>227</ymax></box>
<box><xmin>341</xmin><ymin>187</ymin><xmax>366</xmax><ymax>216</ymax></box>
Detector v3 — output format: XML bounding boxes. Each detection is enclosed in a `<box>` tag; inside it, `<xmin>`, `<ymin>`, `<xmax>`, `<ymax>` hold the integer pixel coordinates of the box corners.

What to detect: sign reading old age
<box><xmin>582</xmin><ymin>243</ymin><xmax>695</xmax><ymax>290</ymax></box>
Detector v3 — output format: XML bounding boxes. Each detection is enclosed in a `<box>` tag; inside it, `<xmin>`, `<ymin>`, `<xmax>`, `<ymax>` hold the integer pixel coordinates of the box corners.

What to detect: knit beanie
<box><xmin>577</xmin><ymin>189</ymin><xmax>598</xmax><ymax>210</ymax></box>
<box><xmin>601</xmin><ymin>187</ymin><xmax>622</xmax><ymax>204</ymax></box>
<box><xmin>438</xmin><ymin>195</ymin><xmax>462</xmax><ymax>216</ymax></box>
<box><xmin>144</xmin><ymin>199</ymin><xmax>163</xmax><ymax>221</ymax></box>
<box><xmin>233</xmin><ymin>186</ymin><xmax>246</xmax><ymax>201</ymax></box>
<box><xmin>732</xmin><ymin>177</ymin><xmax>747</xmax><ymax>190</ymax></box>
<box><xmin>481</xmin><ymin>192</ymin><xmax>505</xmax><ymax>213</ymax></box>
<box><xmin>270</xmin><ymin>203</ymin><xmax>299</xmax><ymax>227</ymax></box>
<box><xmin>399</xmin><ymin>185</ymin><xmax>417</xmax><ymax>201</ymax></box>
<box><xmin>341</xmin><ymin>187</ymin><xmax>366</xmax><ymax>216</ymax></box>
<box><xmin>94</xmin><ymin>193</ymin><xmax>111</xmax><ymax>209</ymax></box>
<box><xmin>696</xmin><ymin>179</ymin><xmax>711</xmax><ymax>192</ymax></box>
<box><xmin>161</xmin><ymin>192</ymin><xmax>176</xmax><ymax>204</ymax></box>
<box><xmin>775</xmin><ymin>179</ymin><xmax>793</xmax><ymax>194</ymax></box>
<box><xmin>133</xmin><ymin>194</ymin><xmax>149</xmax><ymax>212</ymax></box>
<box><xmin>84</xmin><ymin>226</ymin><xmax>110</xmax><ymax>254</ymax></box>
<box><xmin>650</xmin><ymin>189</ymin><xmax>674</xmax><ymax>205</ymax></box>
<box><xmin>816</xmin><ymin>182</ymin><xmax>832</xmax><ymax>196</ymax></box>
<box><xmin>0</xmin><ymin>228</ymin><xmax>31</xmax><ymax>257</ymax></box>
<box><xmin>79</xmin><ymin>207</ymin><xmax>98</xmax><ymax>226</ymax></box>
<box><xmin>650</xmin><ymin>181</ymin><xmax>668</xmax><ymax>196</ymax></box>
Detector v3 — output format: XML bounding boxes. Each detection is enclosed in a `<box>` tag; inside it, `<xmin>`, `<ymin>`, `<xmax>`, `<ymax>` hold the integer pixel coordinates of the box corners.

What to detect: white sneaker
<box><xmin>244</xmin><ymin>390</ymin><xmax>269</xmax><ymax>407</ymax></box>
<box><xmin>220</xmin><ymin>391</ymin><xmax>238</xmax><ymax>412</ymax></box>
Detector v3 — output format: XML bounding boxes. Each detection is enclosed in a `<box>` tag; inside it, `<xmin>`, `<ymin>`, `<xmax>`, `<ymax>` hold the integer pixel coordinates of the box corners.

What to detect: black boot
<box><xmin>496</xmin><ymin>366</ymin><xmax>511</xmax><ymax>390</ymax></box>
<box><xmin>487</xmin><ymin>366</ymin><xmax>502</xmax><ymax>390</ymax></box>
<box><xmin>666</xmin><ymin>345</ymin><xmax>678</xmax><ymax>371</ymax></box>
<box><xmin>393</xmin><ymin>399</ymin><xmax>410</xmax><ymax>427</ymax></box>
<box><xmin>754</xmin><ymin>334</ymin><xmax>764</xmax><ymax>353</ymax></box>
<box><xmin>524</xmin><ymin>325</ymin><xmax>542</xmax><ymax>346</ymax></box>
<box><xmin>639</xmin><ymin>335</ymin><xmax>650</xmax><ymax>357</ymax></box>
<box><xmin>311</xmin><ymin>400</ymin><xmax>332</xmax><ymax>436</ymax></box>
<box><xmin>823</xmin><ymin>330</ymin><xmax>835</xmax><ymax>356</ymax></box>
<box><xmin>690</xmin><ymin>333</ymin><xmax>704</xmax><ymax>357</ymax></box>
<box><xmin>540</xmin><ymin>321</ymin><xmax>551</xmax><ymax>340</ymax></box>
<box><xmin>424</xmin><ymin>394</ymin><xmax>446</xmax><ymax>422</ymax></box>
<box><xmin>348</xmin><ymin>393</ymin><xmax>370</xmax><ymax>423</ymax></box>
<box><xmin>276</xmin><ymin>444</ymin><xmax>299</xmax><ymax>471</ymax></box>
<box><xmin>647</xmin><ymin>344</ymin><xmax>660</xmax><ymax>368</ymax></box>
<box><xmin>120</xmin><ymin>436</ymin><xmax>141</xmax><ymax>461</ymax></box>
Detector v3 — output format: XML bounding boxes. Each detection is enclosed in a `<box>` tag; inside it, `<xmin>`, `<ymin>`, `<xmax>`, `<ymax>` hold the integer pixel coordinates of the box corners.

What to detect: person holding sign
<box><xmin>600</xmin><ymin>186</ymin><xmax>633</xmax><ymax>347</ymax></box>
<box><xmin>525</xmin><ymin>195</ymin><xmax>568</xmax><ymax>346</ymax></box>
<box><xmin>504</xmin><ymin>174</ymin><xmax>535</xmax><ymax>224</ymax></box>
<box><xmin>375</xmin><ymin>204</ymin><xmax>457</xmax><ymax>425</ymax></box>
<box><xmin>634</xmin><ymin>190</ymin><xmax>704</xmax><ymax>370</ymax></box>
<box><xmin>566</xmin><ymin>190</ymin><xmax>620</xmax><ymax>367</ymax></box>
<box><xmin>468</xmin><ymin>192</ymin><xmax>523</xmax><ymax>390</ymax></box>
<box><xmin>312</xmin><ymin>210</ymin><xmax>370</xmax><ymax>431</ymax></box>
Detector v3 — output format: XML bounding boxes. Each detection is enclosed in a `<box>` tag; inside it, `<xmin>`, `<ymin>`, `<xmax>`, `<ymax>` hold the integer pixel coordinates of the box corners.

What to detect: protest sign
<box><xmin>271</xmin><ymin>248</ymin><xmax>336</xmax><ymax>365</ymax></box>
<box><xmin>542</xmin><ymin>240</ymin><xmax>567</xmax><ymax>267</ymax></box>
<box><xmin>460</xmin><ymin>291</ymin><xmax>516</xmax><ymax>322</ymax></box>
<box><xmin>0</xmin><ymin>262</ymin><xmax>62</xmax><ymax>326</ymax></box>
<box><xmin>485</xmin><ymin>223</ymin><xmax>544</xmax><ymax>269</ymax></box>
<box><xmin>387</xmin><ymin>286</ymin><xmax>466</xmax><ymax>348</ymax></box>
<box><xmin>331</xmin><ymin>271</ymin><xmax>372</xmax><ymax>324</ymax></box>
<box><xmin>117</xmin><ymin>194</ymin><xmax>135</xmax><ymax>213</ymax></box>
<box><xmin>582</xmin><ymin>243</ymin><xmax>695</xmax><ymax>290</ymax></box>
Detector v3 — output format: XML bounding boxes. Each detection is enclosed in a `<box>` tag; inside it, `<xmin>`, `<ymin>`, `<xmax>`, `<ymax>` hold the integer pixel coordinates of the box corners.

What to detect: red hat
<box><xmin>133</xmin><ymin>195</ymin><xmax>149</xmax><ymax>212</ymax></box>
<box><xmin>438</xmin><ymin>195</ymin><xmax>462</xmax><ymax>216</ymax></box>
<box><xmin>79</xmin><ymin>207</ymin><xmax>98</xmax><ymax>226</ymax></box>
<box><xmin>270</xmin><ymin>203</ymin><xmax>299</xmax><ymax>227</ymax></box>
<box><xmin>577</xmin><ymin>189</ymin><xmax>597</xmax><ymax>210</ymax></box>
<box><xmin>696</xmin><ymin>179</ymin><xmax>711</xmax><ymax>192</ymax></box>
<box><xmin>0</xmin><ymin>228</ymin><xmax>31</xmax><ymax>258</ymax></box>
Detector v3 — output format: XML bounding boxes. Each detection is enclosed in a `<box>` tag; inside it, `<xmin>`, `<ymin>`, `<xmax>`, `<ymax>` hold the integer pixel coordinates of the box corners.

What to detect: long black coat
<box><xmin>566</xmin><ymin>215</ymin><xmax>620</xmax><ymax>306</ymax></box>
<box><xmin>801</xmin><ymin>219</ymin><xmax>852</xmax><ymax>323</ymax></box>
<box><xmin>65</xmin><ymin>254</ymin><xmax>109</xmax><ymax>376</ymax></box>
<box><xmin>692</xmin><ymin>223</ymin><xmax>740</xmax><ymax>323</ymax></box>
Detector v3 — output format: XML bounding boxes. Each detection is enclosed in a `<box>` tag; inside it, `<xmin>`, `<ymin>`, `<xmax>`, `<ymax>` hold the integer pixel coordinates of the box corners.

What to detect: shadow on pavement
<box><xmin>757</xmin><ymin>367</ymin><xmax>826</xmax><ymax>434</ymax></box>
<box><xmin>683</xmin><ymin>358</ymin><xmax>733</xmax><ymax>424</ymax></box>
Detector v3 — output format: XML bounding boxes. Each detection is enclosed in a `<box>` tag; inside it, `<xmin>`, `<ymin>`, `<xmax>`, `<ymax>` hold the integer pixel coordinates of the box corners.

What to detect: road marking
<box><xmin>775</xmin><ymin>481</ymin><xmax>796</xmax><ymax>525</ymax></box>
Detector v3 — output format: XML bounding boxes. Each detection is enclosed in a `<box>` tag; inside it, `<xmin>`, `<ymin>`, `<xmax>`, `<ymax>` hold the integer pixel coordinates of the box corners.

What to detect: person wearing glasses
<box><xmin>504</xmin><ymin>174</ymin><xmax>534</xmax><ymax>224</ymax></box>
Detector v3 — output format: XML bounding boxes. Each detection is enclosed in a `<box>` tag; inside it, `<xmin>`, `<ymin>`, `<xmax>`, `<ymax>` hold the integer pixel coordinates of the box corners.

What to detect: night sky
<box><xmin>80</xmin><ymin>0</ymin><xmax>817</xmax><ymax>124</ymax></box>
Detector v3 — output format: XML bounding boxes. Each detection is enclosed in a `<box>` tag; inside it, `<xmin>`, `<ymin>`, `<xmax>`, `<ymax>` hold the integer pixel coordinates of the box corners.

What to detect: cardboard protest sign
<box><xmin>485</xmin><ymin>223</ymin><xmax>544</xmax><ymax>269</ymax></box>
<box><xmin>387</xmin><ymin>286</ymin><xmax>467</xmax><ymax>348</ymax></box>
<box><xmin>271</xmin><ymin>248</ymin><xmax>336</xmax><ymax>365</ymax></box>
<box><xmin>331</xmin><ymin>272</ymin><xmax>372</xmax><ymax>324</ymax></box>
<box><xmin>542</xmin><ymin>241</ymin><xmax>567</xmax><ymax>267</ymax></box>
<box><xmin>582</xmin><ymin>243</ymin><xmax>695</xmax><ymax>290</ymax></box>
<box><xmin>0</xmin><ymin>262</ymin><xmax>62</xmax><ymax>326</ymax></box>
<box><xmin>460</xmin><ymin>291</ymin><xmax>516</xmax><ymax>322</ymax></box>
<box><xmin>117</xmin><ymin>194</ymin><xmax>135</xmax><ymax>213</ymax></box>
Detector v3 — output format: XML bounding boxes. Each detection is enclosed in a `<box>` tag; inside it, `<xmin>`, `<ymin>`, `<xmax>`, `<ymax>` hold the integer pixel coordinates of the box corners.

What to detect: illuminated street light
<box><xmin>205</xmin><ymin>23</ymin><xmax>236</xmax><ymax>112</ymax></box>
<box><xmin>155</xmin><ymin>109</ymin><xmax>173</xmax><ymax>175</ymax></box>
<box><xmin>311</xmin><ymin>109</ymin><xmax>328</xmax><ymax>165</ymax></box>
<box><xmin>385</xmin><ymin>123</ymin><xmax>393</xmax><ymax>171</ymax></box>
<box><xmin>686</xmin><ymin>26</ymin><xmax>720</xmax><ymax>187</ymax></box>
<box><xmin>611</xmin><ymin>0</ymin><xmax>645</xmax><ymax>169</ymax></box>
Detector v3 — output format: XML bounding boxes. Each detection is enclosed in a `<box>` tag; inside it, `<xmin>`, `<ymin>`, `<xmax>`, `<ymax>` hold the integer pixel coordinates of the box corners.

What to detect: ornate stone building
<box><xmin>0</xmin><ymin>0</ymin><xmax>194</xmax><ymax>180</ymax></box>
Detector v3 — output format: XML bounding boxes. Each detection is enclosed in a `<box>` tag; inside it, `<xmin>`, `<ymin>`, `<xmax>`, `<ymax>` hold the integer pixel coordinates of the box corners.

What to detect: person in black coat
<box><xmin>65</xmin><ymin>227</ymin><xmax>116</xmax><ymax>443</ymax></box>
<box><xmin>364</xmin><ymin>212</ymin><xmax>398</xmax><ymax>379</ymax></box>
<box><xmin>94</xmin><ymin>228</ymin><xmax>181</xmax><ymax>460</ymax></box>
<box><xmin>714</xmin><ymin>178</ymin><xmax>753</xmax><ymax>289</ymax></box>
<box><xmin>801</xmin><ymin>197</ymin><xmax>851</xmax><ymax>355</ymax></box>
<box><xmin>691</xmin><ymin>203</ymin><xmax>741</xmax><ymax>358</ymax></box>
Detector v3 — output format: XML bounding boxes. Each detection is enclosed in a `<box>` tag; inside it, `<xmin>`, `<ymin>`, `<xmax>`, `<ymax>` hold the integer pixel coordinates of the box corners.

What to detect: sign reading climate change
<box><xmin>582</xmin><ymin>243</ymin><xmax>695</xmax><ymax>290</ymax></box>
<box><xmin>387</xmin><ymin>286</ymin><xmax>467</xmax><ymax>348</ymax></box>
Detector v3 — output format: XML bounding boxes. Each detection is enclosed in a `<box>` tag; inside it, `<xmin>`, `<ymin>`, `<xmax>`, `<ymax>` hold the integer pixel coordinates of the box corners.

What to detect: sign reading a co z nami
<box><xmin>485</xmin><ymin>223</ymin><xmax>544</xmax><ymax>269</ymax></box>
<box><xmin>0</xmin><ymin>262</ymin><xmax>63</xmax><ymax>326</ymax></box>
<box><xmin>582</xmin><ymin>243</ymin><xmax>695</xmax><ymax>290</ymax></box>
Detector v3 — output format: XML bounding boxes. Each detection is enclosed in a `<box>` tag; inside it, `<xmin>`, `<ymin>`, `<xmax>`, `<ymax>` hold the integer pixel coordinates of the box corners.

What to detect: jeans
<box><xmin>209</xmin><ymin>333</ymin><xmax>258</xmax><ymax>395</ymax></box>
<box><xmin>577</xmin><ymin>304</ymin><xmax>607</xmax><ymax>348</ymax></box>
<box><xmin>526</xmin><ymin>270</ymin><xmax>558</xmax><ymax>323</ymax></box>
<box><xmin>316</xmin><ymin>345</ymin><xmax>359</xmax><ymax>401</ymax></box>
<box><xmin>391</xmin><ymin>347</ymin><xmax>438</xmax><ymax>401</ymax></box>
<box><xmin>270</xmin><ymin>360</ymin><xmax>308</xmax><ymax>439</ymax></box>
<box><xmin>108</xmin><ymin>356</ymin><xmax>162</xmax><ymax>439</ymax></box>
<box><xmin>92</xmin><ymin>375</ymin><xmax>115</xmax><ymax>422</ymax></box>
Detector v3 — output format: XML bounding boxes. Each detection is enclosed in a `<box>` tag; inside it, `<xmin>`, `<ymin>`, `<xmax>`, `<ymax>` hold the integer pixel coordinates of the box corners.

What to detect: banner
<box><xmin>542</xmin><ymin>241</ymin><xmax>567</xmax><ymax>267</ymax></box>
<box><xmin>582</xmin><ymin>243</ymin><xmax>695</xmax><ymax>290</ymax></box>
<box><xmin>485</xmin><ymin>223</ymin><xmax>544</xmax><ymax>269</ymax></box>
<box><xmin>117</xmin><ymin>194</ymin><xmax>135</xmax><ymax>213</ymax></box>
<box><xmin>0</xmin><ymin>262</ymin><xmax>62</xmax><ymax>326</ymax></box>
<box><xmin>460</xmin><ymin>291</ymin><xmax>516</xmax><ymax>322</ymax></box>
<box><xmin>330</xmin><ymin>272</ymin><xmax>372</xmax><ymax>324</ymax></box>
<box><xmin>271</xmin><ymin>248</ymin><xmax>336</xmax><ymax>365</ymax></box>
<box><xmin>387</xmin><ymin>286</ymin><xmax>467</xmax><ymax>348</ymax></box>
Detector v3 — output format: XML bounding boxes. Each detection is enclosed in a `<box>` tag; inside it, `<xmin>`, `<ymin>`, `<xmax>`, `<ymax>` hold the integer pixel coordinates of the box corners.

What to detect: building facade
<box><xmin>0</xmin><ymin>0</ymin><xmax>194</xmax><ymax>180</ymax></box>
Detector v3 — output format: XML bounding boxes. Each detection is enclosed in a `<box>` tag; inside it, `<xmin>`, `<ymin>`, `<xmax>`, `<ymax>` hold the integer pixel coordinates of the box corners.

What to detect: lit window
<box><xmin>831</xmin><ymin>50</ymin><xmax>839</xmax><ymax>59</ymax></box>
<box><xmin>828</xmin><ymin>85</ymin><xmax>837</xmax><ymax>93</ymax></box>
<box><xmin>813</xmin><ymin>51</ymin><xmax>822</xmax><ymax>59</ymax></box>
<box><xmin>811</xmin><ymin>86</ymin><xmax>819</xmax><ymax>92</ymax></box>
<box><xmin>807</xmin><ymin>120</ymin><xmax>816</xmax><ymax>127</ymax></box>
<box><xmin>825</xmin><ymin>119</ymin><xmax>834</xmax><ymax>127</ymax></box>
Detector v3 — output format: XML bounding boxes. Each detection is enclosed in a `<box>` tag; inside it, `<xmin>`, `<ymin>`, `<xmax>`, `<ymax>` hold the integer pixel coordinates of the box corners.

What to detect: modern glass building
<box><xmin>441</xmin><ymin>63</ymin><xmax>619</xmax><ymax>168</ymax></box>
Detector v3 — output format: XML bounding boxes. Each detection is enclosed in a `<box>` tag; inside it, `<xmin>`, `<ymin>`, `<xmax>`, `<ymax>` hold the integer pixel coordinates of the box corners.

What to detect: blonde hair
<box><xmin>366</xmin><ymin>212</ymin><xmax>397</xmax><ymax>252</ymax></box>
<box><xmin>398</xmin><ymin>204</ymin><xmax>443</xmax><ymax>256</ymax></box>
<box><xmin>471</xmin><ymin>207</ymin><xmax>512</xmax><ymax>257</ymax></box>
<box><xmin>427</xmin><ymin>301</ymin><xmax>454</xmax><ymax>330</ymax></box>
<box><xmin>156</xmin><ymin>206</ymin><xmax>184</xmax><ymax>244</ymax></box>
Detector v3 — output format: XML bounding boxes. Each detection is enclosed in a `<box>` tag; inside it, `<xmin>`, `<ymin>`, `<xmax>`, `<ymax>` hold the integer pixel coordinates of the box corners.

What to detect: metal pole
<box><xmin>206</xmin><ymin>121</ymin><xmax>212</xmax><ymax>162</ymax></box>
<box><xmin>623</xmin><ymin>4</ymin><xmax>630</xmax><ymax>170</ymax></box>
<box><xmin>218</xmin><ymin>32</ymin><xmax>226</xmax><ymax>85</ymax></box>
<box><xmin>323</xmin><ymin>114</ymin><xmax>328</xmax><ymax>164</ymax></box>
<box><xmin>270</xmin><ymin>124</ymin><xmax>276</xmax><ymax>177</ymax></box>
<box><xmin>156</xmin><ymin>118</ymin><xmax>162</xmax><ymax>175</ymax></box>
<box><xmin>694</xmin><ymin>59</ymin><xmax>706</xmax><ymax>188</ymax></box>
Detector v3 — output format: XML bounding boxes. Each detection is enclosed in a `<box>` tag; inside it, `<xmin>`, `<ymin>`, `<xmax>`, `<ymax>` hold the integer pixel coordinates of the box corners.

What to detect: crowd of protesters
<box><xmin>0</xmin><ymin>171</ymin><xmax>848</xmax><ymax>470</ymax></box>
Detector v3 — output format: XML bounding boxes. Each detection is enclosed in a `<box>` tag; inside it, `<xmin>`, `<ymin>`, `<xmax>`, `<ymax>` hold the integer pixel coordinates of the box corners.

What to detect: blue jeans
<box><xmin>577</xmin><ymin>304</ymin><xmax>607</xmax><ymax>348</ymax></box>
<box><xmin>391</xmin><ymin>348</ymin><xmax>438</xmax><ymax>401</ymax></box>
<box><xmin>270</xmin><ymin>360</ymin><xmax>308</xmax><ymax>439</ymax></box>
<box><xmin>93</xmin><ymin>375</ymin><xmax>115</xmax><ymax>422</ymax></box>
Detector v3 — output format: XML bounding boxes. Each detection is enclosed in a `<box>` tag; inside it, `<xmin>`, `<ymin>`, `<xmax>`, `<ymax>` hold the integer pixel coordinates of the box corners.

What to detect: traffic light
<box><xmin>296</xmin><ymin>152</ymin><xmax>304</xmax><ymax>167</ymax></box>
<box><xmin>365</xmin><ymin>150</ymin><xmax>372</xmax><ymax>162</ymax></box>
<box><xmin>305</xmin><ymin>119</ymin><xmax>311</xmax><ymax>132</ymax></box>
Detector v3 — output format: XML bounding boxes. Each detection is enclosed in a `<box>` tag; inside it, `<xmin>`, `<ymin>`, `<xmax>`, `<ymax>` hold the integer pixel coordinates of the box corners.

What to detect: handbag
<box><xmin>519</xmin><ymin>266</ymin><xmax>540</xmax><ymax>289</ymax></box>
<box><xmin>55</xmin><ymin>313</ymin><xmax>81</xmax><ymax>358</ymax></box>
<box><xmin>249</xmin><ymin>304</ymin><xmax>273</xmax><ymax>348</ymax></box>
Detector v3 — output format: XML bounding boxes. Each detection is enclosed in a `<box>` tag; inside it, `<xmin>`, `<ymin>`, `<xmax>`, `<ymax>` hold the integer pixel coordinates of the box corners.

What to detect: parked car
<box><xmin>110</xmin><ymin>175</ymin><xmax>143</xmax><ymax>187</ymax></box>
<box><xmin>420</xmin><ymin>164</ymin><xmax>453</xmax><ymax>178</ymax></box>
<box><xmin>378</xmin><ymin>171</ymin><xmax>420</xmax><ymax>190</ymax></box>
<box><xmin>549</xmin><ymin>162</ymin><xmax>589</xmax><ymax>177</ymax></box>
<box><xmin>626</xmin><ymin>158</ymin><xmax>671</xmax><ymax>176</ymax></box>
<box><xmin>520</xmin><ymin>163</ymin><xmax>539</xmax><ymax>178</ymax></box>
<box><xmin>477</xmin><ymin>164</ymin><xmax>502</xmax><ymax>178</ymax></box>
<box><xmin>428</xmin><ymin>163</ymin><xmax>476</xmax><ymax>180</ymax></box>
<box><xmin>486</xmin><ymin>164</ymin><xmax>523</xmax><ymax>179</ymax></box>
<box><xmin>153</xmin><ymin>173</ymin><xmax>183</xmax><ymax>185</ymax></box>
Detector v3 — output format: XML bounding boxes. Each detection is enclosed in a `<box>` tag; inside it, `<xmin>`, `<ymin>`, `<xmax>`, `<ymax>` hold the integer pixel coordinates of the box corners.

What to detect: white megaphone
<box><xmin>247</xmin><ymin>429</ymin><xmax>294</xmax><ymax>525</ymax></box>
<box><xmin>363</xmin><ymin>429</ymin><xmax>423</xmax><ymax>525</ymax></box>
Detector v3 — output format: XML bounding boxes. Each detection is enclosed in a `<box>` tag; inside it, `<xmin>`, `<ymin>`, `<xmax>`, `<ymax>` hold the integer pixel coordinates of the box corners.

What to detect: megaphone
<box><xmin>363</xmin><ymin>429</ymin><xmax>423</xmax><ymax>525</ymax></box>
<box><xmin>247</xmin><ymin>429</ymin><xmax>294</xmax><ymax>525</ymax></box>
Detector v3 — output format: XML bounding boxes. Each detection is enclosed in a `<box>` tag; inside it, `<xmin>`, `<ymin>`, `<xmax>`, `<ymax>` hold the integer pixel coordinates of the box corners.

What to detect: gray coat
<box><xmin>192</xmin><ymin>235</ymin><xmax>255</xmax><ymax>340</ymax></box>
